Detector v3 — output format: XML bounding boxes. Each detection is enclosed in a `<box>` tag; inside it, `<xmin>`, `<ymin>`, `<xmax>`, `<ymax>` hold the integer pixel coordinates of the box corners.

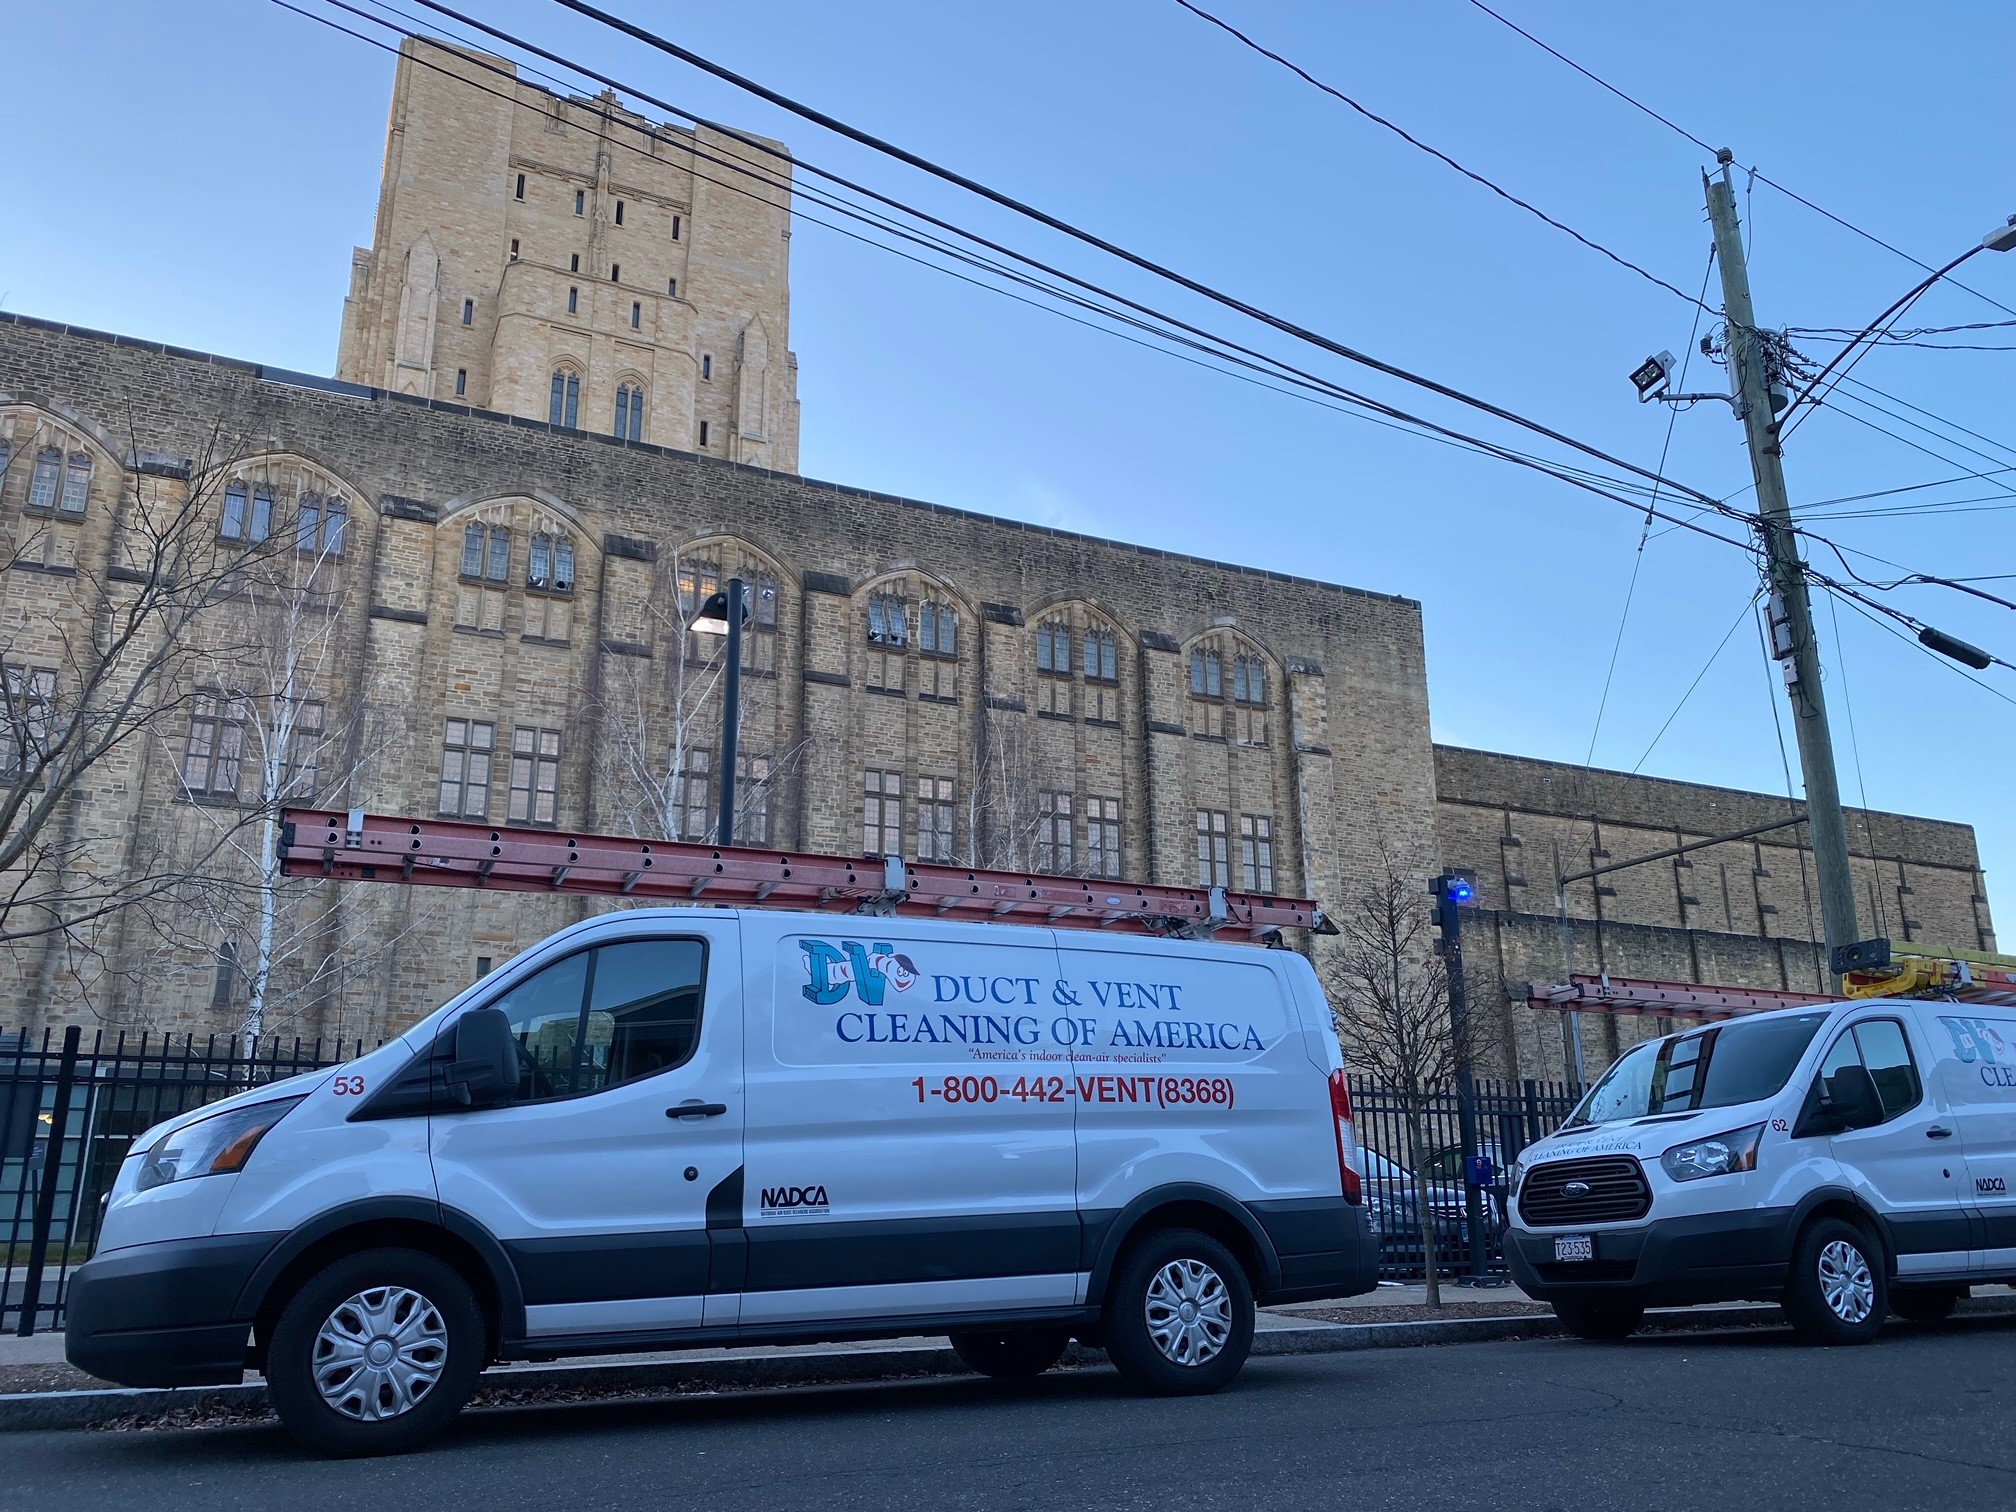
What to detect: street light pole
<box><xmin>715</xmin><ymin>577</ymin><xmax>745</xmax><ymax>846</ymax></box>
<box><xmin>1431</xmin><ymin>872</ymin><xmax>1490</xmax><ymax>1285</ymax></box>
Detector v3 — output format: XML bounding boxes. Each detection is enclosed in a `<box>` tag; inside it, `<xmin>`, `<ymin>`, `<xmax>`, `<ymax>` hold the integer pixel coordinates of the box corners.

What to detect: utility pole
<box><xmin>1704</xmin><ymin>150</ymin><xmax>1860</xmax><ymax>963</ymax></box>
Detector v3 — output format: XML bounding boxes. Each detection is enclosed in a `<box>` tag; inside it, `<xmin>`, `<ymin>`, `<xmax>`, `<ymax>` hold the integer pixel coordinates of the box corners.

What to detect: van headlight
<box><xmin>1659</xmin><ymin>1123</ymin><xmax>1764</xmax><ymax>1182</ymax></box>
<box><xmin>135</xmin><ymin>1098</ymin><xmax>304</xmax><ymax>1191</ymax></box>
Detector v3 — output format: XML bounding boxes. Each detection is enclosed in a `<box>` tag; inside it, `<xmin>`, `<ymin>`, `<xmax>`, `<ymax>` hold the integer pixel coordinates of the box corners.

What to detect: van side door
<box><xmin>1922</xmin><ymin>1008</ymin><xmax>2016</xmax><ymax>1272</ymax></box>
<box><xmin>430</xmin><ymin>920</ymin><xmax>743</xmax><ymax>1344</ymax></box>
<box><xmin>1810</xmin><ymin>1014</ymin><xmax>1972</xmax><ymax>1280</ymax></box>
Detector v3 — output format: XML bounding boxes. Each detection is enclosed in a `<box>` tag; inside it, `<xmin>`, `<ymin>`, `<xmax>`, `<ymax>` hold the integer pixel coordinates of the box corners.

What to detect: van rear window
<box><xmin>1570</xmin><ymin>1011</ymin><xmax>1830</xmax><ymax>1127</ymax></box>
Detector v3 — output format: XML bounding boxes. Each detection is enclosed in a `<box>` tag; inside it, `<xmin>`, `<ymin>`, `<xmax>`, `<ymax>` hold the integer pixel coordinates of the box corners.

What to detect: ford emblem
<box><xmin>1562</xmin><ymin>1180</ymin><xmax>1592</xmax><ymax>1197</ymax></box>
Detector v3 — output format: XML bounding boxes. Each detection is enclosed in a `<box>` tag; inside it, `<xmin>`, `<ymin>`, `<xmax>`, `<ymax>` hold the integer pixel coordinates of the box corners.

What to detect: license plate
<box><xmin>1554</xmin><ymin>1234</ymin><xmax>1595</xmax><ymax>1263</ymax></box>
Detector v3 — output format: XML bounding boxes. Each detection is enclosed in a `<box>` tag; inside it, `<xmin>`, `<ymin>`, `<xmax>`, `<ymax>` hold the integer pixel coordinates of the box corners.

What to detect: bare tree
<box><xmin>0</xmin><ymin>405</ymin><xmax>285</xmax><ymax>1014</ymax></box>
<box><xmin>964</xmin><ymin>703</ymin><xmax>1065</xmax><ymax>872</ymax></box>
<box><xmin>1326</xmin><ymin>842</ymin><xmax>1495</xmax><ymax>1307</ymax></box>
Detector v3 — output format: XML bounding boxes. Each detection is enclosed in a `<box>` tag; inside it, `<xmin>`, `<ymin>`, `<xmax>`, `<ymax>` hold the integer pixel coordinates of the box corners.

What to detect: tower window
<box><xmin>614</xmin><ymin>383</ymin><xmax>644</xmax><ymax>442</ymax></box>
<box><xmin>455</xmin><ymin>368</ymin><xmax>467</xmax><ymax>397</ymax></box>
<box><xmin>461</xmin><ymin>298</ymin><xmax>474</xmax><ymax>326</ymax></box>
<box><xmin>549</xmin><ymin>369</ymin><xmax>580</xmax><ymax>428</ymax></box>
<box><xmin>567</xmin><ymin>286</ymin><xmax>579</xmax><ymax>315</ymax></box>
<box><xmin>509</xmin><ymin>238</ymin><xmax>519</xmax><ymax>260</ymax></box>
<box><xmin>610</xmin><ymin>262</ymin><xmax>621</xmax><ymax>283</ymax></box>
<box><xmin>667</xmin><ymin>277</ymin><xmax>677</xmax><ymax>297</ymax></box>
<box><xmin>514</xmin><ymin>172</ymin><xmax>526</xmax><ymax>199</ymax></box>
<box><xmin>630</xmin><ymin>301</ymin><xmax>641</xmax><ymax>330</ymax></box>
<box><xmin>614</xmin><ymin>200</ymin><xmax>625</xmax><ymax>225</ymax></box>
<box><xmin>698</xmin><ymin>421</ymin><xmax>710</xmax><ymax>448</ymax></box>
<box><xmin>672</xmin><ymin>214</ymin><xmax>681</xmax><ymax>240</ymax></box>
<box><xmin>574</xmin><ymin>189</ymin><xmax>585</xmax><ymax>216</ymax></box>
<box><xmin>701</xmin><ymin>353</ymin><xmax>712</xmax><ymax>381</ymax></box>
<box><xmin>570</xmin><ymin>253</ymin><xmax>580</xmax><ymax>272</ymax></box>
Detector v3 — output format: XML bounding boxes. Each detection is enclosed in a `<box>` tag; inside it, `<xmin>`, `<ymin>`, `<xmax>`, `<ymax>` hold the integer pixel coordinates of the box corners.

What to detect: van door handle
<box><xmin>1926</xmin><ymin>1125</ymin><xmax>1955</xmax><ymax>1140</ymax></box>
<box><xmin>668</xmin><ymin>1101</ymin><xmax>728</xmax><ymax>1119</ymax></box>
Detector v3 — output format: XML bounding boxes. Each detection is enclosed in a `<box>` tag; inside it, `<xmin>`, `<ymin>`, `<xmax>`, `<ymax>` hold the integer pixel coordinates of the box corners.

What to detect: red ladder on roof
<box><xmin>277</xmin><ymin>809</ymin><xmax>1337</xmax><ymax>942</ymax></box>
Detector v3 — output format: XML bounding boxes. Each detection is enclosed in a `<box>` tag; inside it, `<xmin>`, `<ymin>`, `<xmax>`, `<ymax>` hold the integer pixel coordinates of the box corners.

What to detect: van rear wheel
<box><xmin>1104</xmin><ymin>1228</ymin><xmax>1254</xmax><ymax>1396</ymax></box>
<box><xmin>265</xmin><ymin>1248</ymin><xmax>484</xmax><ymax>1456</ymax></box>
<box><xmin>949</xmin><ymin>1327</ymin><xmax>1072</xmax><ymax>1379</ymax></box>
<box><xmin>1782</xmin><ymin>1217</ymin><xmax>1887</xmax><ymax>1345</ymax></box>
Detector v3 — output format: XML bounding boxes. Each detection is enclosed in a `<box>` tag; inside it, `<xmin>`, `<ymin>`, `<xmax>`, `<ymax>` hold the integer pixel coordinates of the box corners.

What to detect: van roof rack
<box><xmin>1527</xmin><ymin>944</ymin><xmax>2016</xmax><ymax>1020</ymax></box>
<box><xmin>278</xmin><ymin>809</ymin><xmax>1337</xmax><ymax>943</ymax></box>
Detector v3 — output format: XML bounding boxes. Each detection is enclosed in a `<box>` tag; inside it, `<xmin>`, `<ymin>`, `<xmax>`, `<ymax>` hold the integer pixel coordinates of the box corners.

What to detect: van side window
<box><xmin>488</xmin><ymin>939</ymin><xmax>706</xmax><ymax>1101</ymax></box>
<box><xmin>1815</xmin><ymin>1018</ymin><xmax>1923</xmax><ymax>1123</ymax></box>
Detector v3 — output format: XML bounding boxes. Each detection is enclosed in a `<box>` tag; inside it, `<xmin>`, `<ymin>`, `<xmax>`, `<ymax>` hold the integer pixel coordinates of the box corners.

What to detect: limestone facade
<box><xmin>336</xmin><ymin>39</ymin><xmax>799</xmax><ymax>472</ymax></box>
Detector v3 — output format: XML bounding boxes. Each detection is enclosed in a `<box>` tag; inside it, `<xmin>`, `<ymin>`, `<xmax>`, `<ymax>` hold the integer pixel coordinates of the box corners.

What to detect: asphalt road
<box><xmin>8</xmin><ymin>1318</ymin><xmax>2016</xmax><ymax>1512</ymax></box>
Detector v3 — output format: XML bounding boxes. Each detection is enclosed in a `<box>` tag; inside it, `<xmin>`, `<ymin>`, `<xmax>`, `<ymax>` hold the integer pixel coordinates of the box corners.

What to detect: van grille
<box><xmin>1518</xmin><ymin>1155</ymin><xmax>1651</xmax><ymax>1227</ymax></box>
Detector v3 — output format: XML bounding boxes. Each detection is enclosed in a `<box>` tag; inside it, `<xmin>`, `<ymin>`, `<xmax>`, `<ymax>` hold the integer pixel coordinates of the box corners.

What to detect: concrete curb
<box><xmin>0</xmin><ymin>1304</ymin><xmax>1800</xmax><ymax>1433</ymax></box>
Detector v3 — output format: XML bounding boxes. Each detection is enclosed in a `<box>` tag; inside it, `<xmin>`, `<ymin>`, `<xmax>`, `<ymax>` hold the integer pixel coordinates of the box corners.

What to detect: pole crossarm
<box><xmin>276</xmin><ymin>809</ymin><xmax>1338</xmax><ymax>941</ymax></box>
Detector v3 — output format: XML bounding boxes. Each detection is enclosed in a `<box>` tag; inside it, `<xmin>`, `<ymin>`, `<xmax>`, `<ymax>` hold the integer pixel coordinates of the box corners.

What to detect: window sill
<box><xmin>20</xmin><ymin>506</ymin><xmax>86</xmax><ymax>522</ymax></box>
<box><xmin>525</xmin><ymin>586</ymin><xmax>576</xmax><ymax>600</ymax></box>
<box><xmin>866</xmin><ymin>684</ymin><xmax>908</xmax><ymax>699</ymax></box>
<box><xmin>179</xmin><ymin>791</ymin><xmax>243</xmax><ymax>808</ymax></box>
<box><xmin>1085</xmin><ymin>717</ymin><xmax>1122</xmax><ymax>730</ymax></box>
<box><xmin>10</xmin><ymin>561</ymin><xmax>78</xmax><ymax>577</ymax></box>
<box><xmin>521</xmin><ymin>634</ymin><xmax>572</xmax><ymax>648</ymax></box>
<box><xmin>1191</xmin><ymin>732</ymin><xmax>1228</xmax><ymax>745</ymax></box>
<box><xmin>1036</xmin><ymin>709</ymin><xmax>1072</xmax><ymax>722</ymax></box>
<box><xmin>453</xmin><ymin>625</ymin><xmax>507</xmax><ymax>638</ymax></box>
<box><xmin>459</xmin><ymin>574</ymin><xmax>510</xmax><ymax>588</ymax></box>
<box><xmin>917</xmin><ymin>692</ymin><xmax>958</xmax><ymax>706</ymax></box>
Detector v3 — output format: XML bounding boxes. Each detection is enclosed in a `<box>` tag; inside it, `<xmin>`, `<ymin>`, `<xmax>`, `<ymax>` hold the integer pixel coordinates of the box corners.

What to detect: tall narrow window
<box><xmin>614</xmin><ymin>200</ymin><xmax>625</xmax><ymax>225</ymax></box>
<box><xmin>698</xmin><ymin>421</ymin><xmax>710</xmax><ymax>448</ymax></box>
<box><xmin>27</xmin><ymin>449</ymin><xmax>60</xmax><ymax>510</ymax></box>
<box><xmin>1038</xmin><ymin>791</ymin><xmax>1074</xmax><ymax>873</ymax></box>
<box><xmin>676</xmin><ymin>746</ymin><xmax>712</xmax><ymax>841</ymax></box>
<box><xmin>615</xmin><ymin>383</ymin><xmax>644</xmax><ymax>441</ymax></box>
<box><xmin>509</xmin><ymin>239</ymin><xmax>519</xmax><ymax>260</ymax></box>
<box><xmin>59</xmin><ymin>454</ymin><xmax>90</xmax><ymax>515</ymax></box>
<box><xmin>280</xmin><ymin>699</ymin><xmax>326</xmax><ymax>795</ymax></box>
<box><xmin>630</xmin><ymin>300</ymin><xmax>642</xmax><ymax>330</ymax></box>
<box><xmin>552</xmin><ymin>538</ymin><xmax>575</xmax><ymax>592</ymax></box>
<box><xmin>296</xmin><ymin>496</ymin><xmax>321</xmax><ymax>555</ymax></box>
<box><xmin>701</xmin><ymin>353</ymin><xmax>712</xmax><ymax>381</ymax></box>
<box><xmin>250</xmin><ymin>487</ymin><xmax>274</xmax><ymax>542</ymax></box>
<box><xmin>863</xmin><ymin>769</ymin><xmax>903</xmax><ymax>856</ymax></box>
<box><xmin>182</xmin><ymin>694</ymin><xmax>248</xmax><ymax>799</ymax></box>
<box><xmin>677</xmin><ymin>557</ymin><xmax>721</xmax><ymax>635</ymax></box>
<box><xmin>1239</xmin><ymin>814</ymin><xmax>1276</xmax><ymax>892</ymax></box>
<box><xmin>1232</xmin><ymin>652</ymin><xmax>1269</xmax><ymax>744</ymax></box>
<box><xmin>609</xmin><ymin>262</ymin><xmax>621</xmax><ymax>283</ymax></box>
<box><xmin>566</xmin><ymin>286</ymin><xmax>579</xmax><ymax>315</ymax></box>
<box><xmin>570</xmin><ymin>253</ymin><xmax>580</xmax><ymax>272</ymax></box>
<box><xmin>736</xmin><ymin>753</ymin><xmax>773</xmax><ymax>846</ymax></box>
<box><xmin>918</xmin><ymin>601</ymin><xmax>958</xmax><ymax>697</ymax></box>
<box><xmin>487</xmin><ymin>524</ymin><xmax>511</xmax><ymax>582</ymax></box>
<box><xmin>1084</xmin><ymin>624</ymin><xmax>1120</xmax><ymax>721</ymax></box>
<box><xmin>672</xmin><ymin>214</ymin><xmax>681</xmax><ymax>240</ymax></box>
<box><xmin>323</xmin><ymin>496</ymin><xmax>348</xmax><ymax>556</ymax></box>
<box><xmin>1035</xmin><ymin>616</ymin><xmax>1072</xmax><ymax>717</ymax></box>
<box><xmin>220</xmin><ymin>482</ymin><xmax>248</xmax><ymax>540</ymax></box>
<box><xmin>527</xmin><ymin>533</ymin><xmax>575</xmax><ymax>593</ymax></box>
<box><xmin>514</xmin><ymin>172</ymin><xmax>526</xmax><ymax>199</ymax></box>
<box><xmin>668</xmin><ymin>277</ymin><xmax>677</xmax><ymax>297</ymax></box>
<box><xmin>1195</xmin><ymin>809</ymin><xmax>1230</xmax><ymax>888</ymax></box>
<box><xmin>549</xmin><ymin>369</ymin><xmax>580</xmax><ymax>427</ymax></box>
<box><xmin>438</xmin><ymin>719</ymin><xmax>495</xmax><ymax>818</ymax></box>
<box><xmin>461</xmin><ymin>298</ymin><xmax>474</xmax><ymax>326</ymax></box>
<box><xmin>0</xmin><ymin>665</ymin><xmax>57</xmax><ymax>780</ymax></box>
<box><xmin>508</xmin><ymin>727</ymin><xmax>562</xmax><ymax>825</ymax></box>
<box><xmin>867</xmin><ymin>594</ymin><xmax>909</xmax><ymax>647</ymax></box>
<box><xmin>455</xmin><ymin>368</ymin><xmax>468</xmax><ymax>397</ymax></box>
<box><xmin>574</xmin><ymin>188</ymin><xmax>585</xmax><ymax>216</ymax></box>
<box><xmin>918</xmin><ymin>776</ymin><xmax>954</xmax><ymax>863</ymax></box>
<box><xmin>462</xmin><ymin>522</ymin><xmax>511</xmax><ymax>582</ymax></box>
<box><xmin>1087</xmin><ymin>796</ymin><xmax>1123</xmax><ymax>879</ymax></box>
<box><xmin>1189</xmin><ymin>647</ymin><xmax>1223</xmax><ymax>699</ymax></box>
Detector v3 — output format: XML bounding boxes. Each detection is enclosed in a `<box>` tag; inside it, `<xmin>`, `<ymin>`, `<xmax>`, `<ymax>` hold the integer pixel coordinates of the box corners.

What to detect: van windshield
<box><xmin>1564</xmin><ymin>1011</ymin><xmax>1831</xmax><ymax>1128</ymax></box>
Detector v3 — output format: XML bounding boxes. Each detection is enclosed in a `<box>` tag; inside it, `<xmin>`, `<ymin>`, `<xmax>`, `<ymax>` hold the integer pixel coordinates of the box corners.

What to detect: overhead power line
<box><xmin>1170</xmin><ymin>0</ymin><xmax>1715</xmax><ymax>312</ymax></box>
<box><xmin>1458</xmin><ymin>0</ymin><xmax>2016</xmax><ymax>323</ymax></box>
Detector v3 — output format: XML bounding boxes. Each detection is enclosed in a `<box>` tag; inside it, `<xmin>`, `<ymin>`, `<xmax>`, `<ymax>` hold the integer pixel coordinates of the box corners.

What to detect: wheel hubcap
<box><xmin>1818</xmin><ymin>1239</ymin><xmax>1875</xmax><ymax>1324</ymax></box>
<box><xmin>312</xmin><ymin>1285</ymin><xmax>448</xmax><ymax>1421</ymax></box>
<box><xmin>1145</xmin><ymin>1258</ymin><xmax>1231</xmax><ymax>1366</ymax></box>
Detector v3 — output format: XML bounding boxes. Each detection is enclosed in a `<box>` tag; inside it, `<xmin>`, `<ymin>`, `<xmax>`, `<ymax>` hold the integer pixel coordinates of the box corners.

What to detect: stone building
<box><xmin>0</xmin><ymin>313</ymin><xmax>1995</xmax><ymax>1080</ymax></box>
<box><xmin>337</xmin><ymin>39</ymin><xmax>799</xmax><ymax>472</ymax></box>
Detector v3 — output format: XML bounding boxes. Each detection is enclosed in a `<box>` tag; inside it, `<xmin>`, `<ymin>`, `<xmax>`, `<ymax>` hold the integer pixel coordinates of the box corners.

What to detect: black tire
<box><xmin>1891</xmin><ymin>1286</ymin><xmax>1964</xmax><ymax>1324</ymax></box>
<box><xmin>948</xmin><ymin>1327</ymin><xmax>1072</xmax><ymax>1379</ymax></box>
<box><xmin>265</xmin><ymin>1247</ymin><xmax>485</xmax><ymax>1456</ymax></box>
<box><xmin>1550</xmin><ymin>1296</ymin><xmax>1645</xmax><ymax>1341</ymax></box>
<box><xmin>1782</xmin><ymin>1217</ymin><xmax>1887</xmax><ymax>1346</ymax></box>
<box><xmin>1103</xmin><ymin>1227</ymin><xmax>1254</xmax><ymax>1396</ymax></box>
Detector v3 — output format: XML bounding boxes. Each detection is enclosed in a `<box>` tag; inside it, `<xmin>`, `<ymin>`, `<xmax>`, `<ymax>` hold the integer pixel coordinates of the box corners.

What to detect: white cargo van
<box><xmin>1506</xmin><ymin>995</ymin><xmax>2016</xmax><ymax>1343</ymax></box>
<box><xmin>65</xmin><ymin>907</ymin><xmax>1374</xmax><ymax>1453</ymax></box>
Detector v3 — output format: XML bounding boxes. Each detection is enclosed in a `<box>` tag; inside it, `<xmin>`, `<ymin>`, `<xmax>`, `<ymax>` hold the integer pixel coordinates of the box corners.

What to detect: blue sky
<box><xmin>3</xmin><ymin>1</ymin><xmax>2011</xmax><ymax>929</ymax></box>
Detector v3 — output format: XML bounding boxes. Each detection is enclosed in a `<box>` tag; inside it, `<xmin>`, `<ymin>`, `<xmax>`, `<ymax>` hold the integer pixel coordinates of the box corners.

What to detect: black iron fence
<box><xmin>1</xmin><ymin>1025</ymin><xmax>1585</xmax><ymax>1333</ymax></box>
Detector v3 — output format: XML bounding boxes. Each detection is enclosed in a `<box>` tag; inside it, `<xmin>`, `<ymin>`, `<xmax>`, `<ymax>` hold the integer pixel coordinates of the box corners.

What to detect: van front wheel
<box><xmin>949</xmin><ymin>1328</ymin><xmax>1072</xmax><ymax>1379</ymax></box>
<box><xmin>1104</xmin><ymin>1228</ymin><xmax>1254</xmax><ymax>1396</ymax></box>
<box><xmin>265</xmin><ymin>1248</ymin><xmax>485</xmax><ymax>1456</ymax></box>
<box><xmin>1783</xmin><ymin>1217</ymin><xmax>1887</xmax><ymax>1345</ymax></box>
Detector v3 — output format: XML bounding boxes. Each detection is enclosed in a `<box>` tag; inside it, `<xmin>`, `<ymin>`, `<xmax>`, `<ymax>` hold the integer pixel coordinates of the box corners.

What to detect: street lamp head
<box><xmin>691</xmin><ymin>583</ymin><xmax>752</xmax><ymax>636</ymax></box>
<box><xmin>1983</xmin><ymin>215</ymin><xmax>2016</xmax><ymax>254</ymax></box>
<box><xmin>1630</xmin><ymin>351</ymin><xmax>1676</xmax><ymax>402</ymax></box>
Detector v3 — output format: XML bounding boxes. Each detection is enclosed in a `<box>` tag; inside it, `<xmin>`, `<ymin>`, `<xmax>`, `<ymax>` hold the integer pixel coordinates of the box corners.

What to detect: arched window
<box><xmin>462</xmin><ymin>521</ymin><xmax>510</xmax><ymax>583</ymax></box>
<box><xmin>1035</xmin><ymin>616</ymin><xmax>1072</xmax><ymax>717</ymax></box>
<box><xmin>614</xmin><ymin>383</ymin><xmax>644</xmax><ymax>442</ymax></box>
<box><xmin>1188</xmin><ymin>646</ymin><xmax>1223</xmax><ymax>700</ymax></box>
<box><xmin>548</xmin><ymin>368</ymin><xmax>580</xmax><ymax>428</ymax></box>
<box><xmin>26</xmin><ymin>449</ymin><xmax>61</xmax><ymax>510</ymax></box>
<box><xmin>865</xmin><ymin>591</ymin><xmax>907</xmax><ymax>694</ymax></box>
<box><xmin>297</xmin><ymin>494</ymin><xmax>348</xmax><ymax>557</ymax></box>
<box><xmin>60</xmin><ymin>453</ymin><xmax>90</xmax><ymax>515</ymax></box>
<box><xmin>528</xmin><ymin>532</ymin><xmax>576</xmax><ymax>593</ymax></box>
<box><xmin>1036</xmin><ymin>611</ymin><xmax>1120</xmax><ymax>721</ymax></box>
<box><xmin>918</xmin><ymin>600</ymin><xmax>958</xmax><ymax>699</ymax></box>
<box><xmin>1231</xmin><ymin>652</ymin><xmax>1269</xmax><ymax>746</ymax></box>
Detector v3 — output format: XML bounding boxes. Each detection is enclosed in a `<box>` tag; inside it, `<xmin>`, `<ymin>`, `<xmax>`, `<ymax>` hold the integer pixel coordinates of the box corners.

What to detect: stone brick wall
<box><xmin>337</xmin><ymin>38</ymin><xmax>799</xmax><ymax>472</ymax></box>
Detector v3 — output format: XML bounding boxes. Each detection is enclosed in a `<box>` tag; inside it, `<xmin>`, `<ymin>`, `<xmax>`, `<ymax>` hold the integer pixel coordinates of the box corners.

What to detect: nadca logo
<box><xmin>801</xmin><ymin>940</ymin><xmax>919</xmax><ymax>1006</ymax></box>
<box><xmin>760</xmin><ymin>1184</ymin><xmax>831</xmax><ymax>1216</ymax></box>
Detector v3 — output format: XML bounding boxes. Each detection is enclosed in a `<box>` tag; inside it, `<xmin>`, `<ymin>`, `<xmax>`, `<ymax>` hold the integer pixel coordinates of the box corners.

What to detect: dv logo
<box><xmin>1979</xmin><ymin>1176</ymin><xmax>2008</xmax><ymax>1195</ymax></box>
<box><xmin>760</xmin><ymin>1183</ymin><xmax>831</xmax><ymax>1216</ymax></box>
<box><xmin>1941</xmin><ymin>1016</ymin><xmax>2008</xmax><ymax>1065</ymax></box>
<box><xmin>801</xmin><ymin>940</ymin><xmax>920</xmax><ymax>1006</ymax></box>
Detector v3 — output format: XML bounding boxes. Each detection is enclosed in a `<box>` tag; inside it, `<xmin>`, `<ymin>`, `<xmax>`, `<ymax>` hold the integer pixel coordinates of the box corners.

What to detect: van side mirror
<box><xmin>446</xmin><ymin>1008</ymin><xmax>521</xmax><ymax>1108</ymax></box>
<box><xmin>1822</xmin><ymin>1064</ymin><xmax>1884</xmax><ymax>1131</ymax></box>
